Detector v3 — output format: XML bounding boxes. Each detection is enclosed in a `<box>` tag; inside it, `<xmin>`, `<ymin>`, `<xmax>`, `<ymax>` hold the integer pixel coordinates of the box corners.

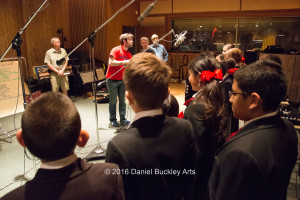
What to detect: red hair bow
<box><xmin>228</xmin><ymin>68</ymin><xmax>238</xmax><ymax>75</ymax></box>
<box><xmin>200</xmin><ymin>69</ymin><xmax>223</xmax><ymax>83</ymax></box>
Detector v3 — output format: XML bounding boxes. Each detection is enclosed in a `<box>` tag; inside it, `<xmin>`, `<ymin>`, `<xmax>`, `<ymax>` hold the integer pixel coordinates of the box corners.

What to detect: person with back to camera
<box><xmin>105</xmin><ymin>53</ymin><xmax>197</xmax><ymax>200</ymax></box>
<box><xmin>1</xmin><ymin>92</ymin><xmax>125</xmax><ymax>200</ymax></box>
<box><xmin>183</xmin><ymin>53</ymin><xmax>226</xmax><ymax>200</ymax></box>
<box><xmin>106</xmin><ymin>33</ymin><xmax>133</xmax><ymax>127</ymax></box>
<box><xmin>208</xmin><ymin>60</ymin><xmax>298</xmax><ymax>200</ymax></box>
<box><xmin>161</xmin><ymin>94</ymin><xmax>180</xmax><ymax>117</ymax></box>
<box><xmin>44</xmin><ymin>37</ymin><xmax>69</xmax><ymax>96</ymax></box>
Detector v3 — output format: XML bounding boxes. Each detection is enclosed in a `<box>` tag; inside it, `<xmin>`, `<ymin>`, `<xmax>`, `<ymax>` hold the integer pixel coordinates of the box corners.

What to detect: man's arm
<box><xmin>47</xmin><ymin>63</ymin><xmax>59</xmax><ymax>74</ymax></box>
<box><xmin>163</xmin><ymin>46</ymin><xmax>168</xmax><ymax>62</ymax></box>
<box><xmin>109</xmin><ymin>56</ymin><xmax>130</xmax><ymax>66</ymax></box>
<box><xmin>57</xmin><ymin>60</ymin><xmax>68</xmax><ymax>76</ymax></box>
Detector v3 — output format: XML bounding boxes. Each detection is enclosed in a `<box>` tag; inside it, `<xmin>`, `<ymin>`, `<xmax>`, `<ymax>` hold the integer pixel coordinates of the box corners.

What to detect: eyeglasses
<box><xmin>228</xmin><ymin>91</ymin><xmax>246</xmax><ymax>98</ymax></box>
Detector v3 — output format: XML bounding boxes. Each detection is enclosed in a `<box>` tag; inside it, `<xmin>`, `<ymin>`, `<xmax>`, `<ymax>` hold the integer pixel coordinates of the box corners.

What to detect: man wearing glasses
<box><xmin>208</xmin><ymin>60</ymin><xmax>298</xmax><ymax>200</ymax></box>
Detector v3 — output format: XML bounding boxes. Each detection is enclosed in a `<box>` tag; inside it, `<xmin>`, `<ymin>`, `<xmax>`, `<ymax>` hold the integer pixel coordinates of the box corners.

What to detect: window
<box><xmin>172</xmin><ymin>17</ymin><xmax>300</xmax><ymax>53</ymax></box>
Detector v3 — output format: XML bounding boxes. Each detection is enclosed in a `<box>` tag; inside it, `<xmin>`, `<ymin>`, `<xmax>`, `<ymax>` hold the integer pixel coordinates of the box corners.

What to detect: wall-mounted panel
<box><xmin>0</xmin><ymin>0</ymin><xmax>26</xmax><ymax>61</ymax></box>
<box><xmin>106</xmin><ymin>0</ymin><xmax>139</xmax><ymax>60</ymax></box>
<box><xmin>21</xmin><ymin>0</ymin><xmax>71</xmax><ymax>77</ymax></box>
<box><xmin>140</xmin><ymin>16</ymin><xmax>165</xmax><ymax>27</ymax></box>
<box><xmin>70</xmin><ymin>0</ymin><xmax>107</xmax><ymax>62</ymax></box>
<box><xmin>242</xmin><ymin>0</ymin><xmax>300</xmax><ymax>10</ymax></box>
<box><xmin>140</xmin><ymin>0</ymin><xmax>172</xmax><ymax>14</ymax></box>
<box><xmin>173</xmin><ymin>0</ymin><xmax>240</xmax><ymax>13</ymax></box>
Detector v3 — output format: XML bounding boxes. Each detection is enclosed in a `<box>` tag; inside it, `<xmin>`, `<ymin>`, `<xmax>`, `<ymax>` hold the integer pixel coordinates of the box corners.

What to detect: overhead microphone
<box><xmin>174</xmin><ymin>30</ymin><xmax>187</xmax><ymax>47</ymax></box>
<box><xmin>137</xmin><ymin>0</ymin><xmax>157</xmax><ymax>23</ymax></box>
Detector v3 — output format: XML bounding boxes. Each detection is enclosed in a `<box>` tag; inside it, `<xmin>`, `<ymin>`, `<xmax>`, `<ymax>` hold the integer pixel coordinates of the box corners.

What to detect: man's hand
<box><xmin>58</xmin><ymin>70</ymin><xmax>64</xmax><ymax>76</ymax></box>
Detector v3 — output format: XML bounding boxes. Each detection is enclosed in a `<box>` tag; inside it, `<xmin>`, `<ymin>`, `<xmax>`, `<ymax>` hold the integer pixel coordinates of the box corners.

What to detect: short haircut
<box><xmin>151</xmin><ymin>34</ymin><xmax>158</xmax><ymax>40</ymax></box>
<box><xmin>124</xmin><ymin>53</ymin><xmax>172</xmax><ymax>110</ymax></box>
<box><xmin>140</xmin><ymin>37</ymin><xmax>149</xmax><ymax>42</ymax></box>
<box><xmin>162</xmin><ymin>94</ymin><xmax>179</xmax><ymax>117</ymax></box>
<box><xmin>234</xmin><ymin>60</ymin><xmax>287</xmax><ymax>112</ymax></box>
<box><xmin>21</xmin><ymin>92</ymin><xmax>81</xmax><ymax>161</ymax></box>
<box><xmin>51</xmin><ymin>37</ymin><xmax>60</xmax><ymax>45</ymax></box>
<box><xmin>260</xmin><ymin>54</ymin><xmax>282</xmax><ymax>65</ymax></box>
<box><xmin>120</xmin><ymin>33</ymin><xmax>134</xmax><ymax>45</ymax></box>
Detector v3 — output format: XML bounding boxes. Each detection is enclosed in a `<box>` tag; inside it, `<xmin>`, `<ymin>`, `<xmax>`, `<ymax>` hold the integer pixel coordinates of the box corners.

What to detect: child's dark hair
<box><xmin>21</xmin><ymin>92</ymin><xmax>81</xmax><ymax>161</ymax></box>
<box><xmin>188</xmin><ymin>53</ymin><xmax>226</xmax><ymax>137</ymax></box>
<box><xmin>162</xmin><ymin>94</ymin><xmax>179</xmax><ymax>117</ymax></box>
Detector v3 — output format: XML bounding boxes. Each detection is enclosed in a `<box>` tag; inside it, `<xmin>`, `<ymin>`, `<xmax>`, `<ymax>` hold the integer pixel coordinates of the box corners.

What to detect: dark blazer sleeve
<box><xmin>210</xmin><ymin>150</ymin><xmax>264</xmax><ymax>200</ymax></box>
<box><xmin>106</xmin><ymin>140</ymin><xmax>129</xmax><ymax>169</ymax></box>
<box><xmin>106</xmin><ymin>140</ymin><xmax>136</xmax><ymax>200</ymax></box>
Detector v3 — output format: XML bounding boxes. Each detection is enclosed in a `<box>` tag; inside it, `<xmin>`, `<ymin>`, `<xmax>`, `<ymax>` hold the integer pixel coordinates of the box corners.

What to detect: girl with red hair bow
<box><xmin>181</xmin><ymin>53</ymin><xmax>226</xmax><ymax>200</ymax></box>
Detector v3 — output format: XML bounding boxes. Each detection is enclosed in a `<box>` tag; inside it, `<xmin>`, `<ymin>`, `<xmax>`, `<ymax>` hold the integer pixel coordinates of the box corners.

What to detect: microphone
<box><xmin>97</xmin><ymin>80</ymin><xmax>107</xmax><ymax>89</ymax></box>
<box><xmin>137</xmin><ymin>1</ymin><xmax>157</xmax><ymax>23</ymax></box>
<box><xmin>174</xmin><ymin>31</ymin><xmax>187</xmax><ymax>47</ymax></box>
<box><xmin>56</xmin><ymin>57</ymin><xmax>66</xmax><ymax>66</ymax></box>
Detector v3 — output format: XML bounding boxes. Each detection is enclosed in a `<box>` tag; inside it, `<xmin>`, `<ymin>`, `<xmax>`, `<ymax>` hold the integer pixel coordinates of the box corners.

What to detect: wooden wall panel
<box><xmin>20</xmin><ymin>0</ymin><xmax>71</xmax><ymax>77</ymax></box>
<box><xmin>140</xmin><ymin>0</ymin><xmax>172</xmax><ymax>14</ymax></box>
<box><xmin>0</xmin><ymin>0</ymin><xmax>27</xmax><ymax>62</ymax></box>
<box><xmin>173</xmin><ymin>0</ymin><xmax>241</xmax><ymax>13</ymax></box>
<box><xmin>242</xmin><ymin>0</ymin><xmax>300</xmax><ymax>10</ymax></box>
<box><xmin>0</xmin><ymin>0</ymin><xmax>71</xmax><ymax>78</ymax></box>
<box><xmin>106</xmin><ymin>0</ymin><xmax>140</xmax><ymax>62</ymax></box>
<box><xmin>69</xmin><ymin>0</ymin><xmax>107</xmax><ymax>63</ymax></box>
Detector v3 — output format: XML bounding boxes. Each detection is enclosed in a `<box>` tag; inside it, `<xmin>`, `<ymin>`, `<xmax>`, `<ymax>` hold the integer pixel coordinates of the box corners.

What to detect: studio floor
<box><xmin>0</xmin><ymin>82</ymin><xmax>300</xmax><ymax>199</ymax></box>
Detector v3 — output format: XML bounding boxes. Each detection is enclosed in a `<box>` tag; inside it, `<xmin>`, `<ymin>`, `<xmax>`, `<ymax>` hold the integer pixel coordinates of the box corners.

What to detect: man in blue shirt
<box><xmin>151</xmin><ymin>34</ymin><xmax>168</xmax><ymax>62</ymax></box>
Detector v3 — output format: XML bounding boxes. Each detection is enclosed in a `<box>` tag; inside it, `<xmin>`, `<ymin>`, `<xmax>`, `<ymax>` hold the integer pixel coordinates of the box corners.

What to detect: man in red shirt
<box><xmin>106</xmin><ymin>33</ymin><xmax>133</xmax><ymax>127</ymax></box>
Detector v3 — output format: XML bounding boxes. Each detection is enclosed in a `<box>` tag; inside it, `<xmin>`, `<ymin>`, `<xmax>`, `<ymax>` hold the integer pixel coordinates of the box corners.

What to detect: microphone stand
<box><xmin>71</xmin><ymin>0</ymin><xmax>135</xmax><ymax>161</ymax></box>
<box><xmin>84</xmin><ymin>32</ymin><xmax>106</xmax><ymax>160</ymax></box>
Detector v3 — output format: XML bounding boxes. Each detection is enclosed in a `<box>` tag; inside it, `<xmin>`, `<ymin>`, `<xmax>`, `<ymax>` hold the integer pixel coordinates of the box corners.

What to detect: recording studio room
<box><xmin>1</xmin><ymin>0</ymin><xmax>300</xmax><ymax>199</ymax></box>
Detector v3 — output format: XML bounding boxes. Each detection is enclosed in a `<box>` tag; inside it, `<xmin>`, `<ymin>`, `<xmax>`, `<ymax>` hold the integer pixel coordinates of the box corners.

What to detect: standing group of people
<box><xmin>2</xmin><ymin>34</ymin><xmax>298</xmax><ymax>200</ymax></box>
<box><xmin>106</xmin><ymin>33</ymin><xmax>168</xmax><ymax>127</ymax></box>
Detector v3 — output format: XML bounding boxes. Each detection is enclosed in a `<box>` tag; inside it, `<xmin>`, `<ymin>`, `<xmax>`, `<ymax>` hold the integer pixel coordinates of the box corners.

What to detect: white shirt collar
<box><xmin>242</xmin><ymin>110</ymin><xmax>278</xmax><ymax>128</ymax></box>
<box><xmin>40</xmin><ymin>154</ymin><xmax>78</xmax><ymax>169</ymax></box>
<box><xmin>128</xmin><ymin>109</ymin><xmax>163</xmax><ymax>127</ymax></box>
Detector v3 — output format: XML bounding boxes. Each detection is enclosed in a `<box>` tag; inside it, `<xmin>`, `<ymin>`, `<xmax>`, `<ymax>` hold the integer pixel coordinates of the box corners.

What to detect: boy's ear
<box><xmin>16</xmin><ymin>129</ymin><xmax>26</xmax><ymax>147</ymax></box>
<box><xmin>126</xmin><ymin>91</ymin><xmax>134</xmax><ymax>105</ymax></box>
<box><xmin>249</xmin><ymin>92</ymin><xmax>261</xmax><ymax>111</ymax></box>
<box><xmin>77</xmin><ymin>130</ymin><xmax>89</xmax><ymax>147</ymax></box>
